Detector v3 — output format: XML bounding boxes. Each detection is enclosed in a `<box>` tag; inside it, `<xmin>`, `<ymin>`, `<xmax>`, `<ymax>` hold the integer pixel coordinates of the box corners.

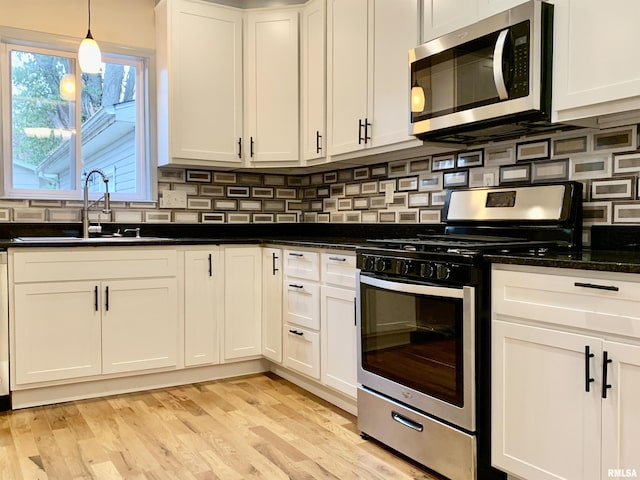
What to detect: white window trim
<box><xmin>0</xmin><ymin>26</ymin><xmax>156</xmax><ymax>202</ymax></box>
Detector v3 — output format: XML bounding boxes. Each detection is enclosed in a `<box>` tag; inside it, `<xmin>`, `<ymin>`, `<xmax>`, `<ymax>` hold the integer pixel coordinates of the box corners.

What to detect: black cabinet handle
<box><xmin>94</xmin><ymin>285</ymin><xmax>99</xmax><ymax>312</ymax></box>
<box><xmin>289</xmin><ymin>252</ymin><xmax>303</xmax><ymax>257</ymax></box>
<box><xmin>272</xmin><ymin>252</ymin><xmax>279</xmax><ymax>276</ymax></box>
<box><xmin>250</xmin><ymin>137</ymin><xmax>254</xmax><ymax>158</ymax></box>
<box><xmin>354</xmin><ymin>297</ymin><xmax>357</xmax><ymax>326</ymax></box>
<box><xmin>105</xmin><ymin>286</ymin><xmax>109</xmax><ymax>311</ymax></box>
<box><xmin>602</xmin><ymin>351</ymin><xmax>613</xmax><ymax>398</ymax></box>
<box><xmin>585</xmin><ymin>345</ymin><xmax>595</xmax><ymax>392</ymax></box>
<box><xmin>329</xmin><ymin>256</ymin><xmax>346</xmax><ymax>262</ymax></box>
<box><xmin>289</xmin><ymin>284</ymin><xmax>304</xmax><ymax>289</ymax></box>
<box><xmin>316</xmin><ymin>130</ymin><xmax>322</xmax><ymax>154</ymax></box>
<box><xmin>237</xmin><ymin>137</ymin><xmax>242</xmax><ymax>158</ymax></box>
<box><xmin>364</xmin><ymin>118</ymin><xmax>371</xmax><ymax>144</ymax></box>
<box><xmin>574</xmin><ymin>282</ymin><xmax>619</xmax><ymax>292</ymax></box>
<box><xmin>208</xmin><ymin>253</ymin><xmax>212</xmax><ymax>277</ymax></box>
<box><xmin>358</xmin><ymin>119</ymin><xmax>364</xmax><ymax>144</ymax></box>
<box><xmin>289</xmin><ymin>329</ymin><xmax>304</xmax><ymax>336</ymax></box>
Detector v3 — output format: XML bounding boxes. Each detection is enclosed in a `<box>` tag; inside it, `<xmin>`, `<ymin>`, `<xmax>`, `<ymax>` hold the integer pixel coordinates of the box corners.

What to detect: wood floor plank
<box><xmin>2</xmin><ymin>373</ymin><xmax>441</xmax><ymax>480</ymax></box>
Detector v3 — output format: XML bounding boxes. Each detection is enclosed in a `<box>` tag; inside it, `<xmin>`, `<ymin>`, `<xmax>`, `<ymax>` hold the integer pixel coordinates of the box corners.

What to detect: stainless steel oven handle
<box><xmin>359</xmin><ymin>273</ymin><xmax>465</xmax><ymax>299</ymax></box>
<box><xmin>391</xmin><ymin>411</ymin><xmax>424</xmax><ymax>432</ymax></box>
<box><xmin>493</xmin><ymin>28</ymin><xmax>510</xmax><ymax>101</ymax></box>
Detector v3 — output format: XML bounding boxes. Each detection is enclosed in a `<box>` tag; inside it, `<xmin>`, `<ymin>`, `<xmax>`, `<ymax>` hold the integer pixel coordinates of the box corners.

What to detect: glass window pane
<box><xmin>81</xmin><ymin>62</ymin><xmax>138</xmax><ymax>195</ymax></box>
<box><xmin>10</xmin><ymin>50</ymin><xmax>77</xmax><ymax>190</ymax></box>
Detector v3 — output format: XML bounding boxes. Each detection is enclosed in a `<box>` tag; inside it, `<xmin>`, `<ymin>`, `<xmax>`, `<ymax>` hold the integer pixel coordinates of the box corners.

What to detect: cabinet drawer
<box><xmin>284</xmin><ymin>280</ymin><xmax>320</xmax><ymax>330</ymax></box>
<box><xmin>11</xmin><ymin>248</ymin><xmax>177</xmax><ymax>283</ymax></box>
<box><xmin>283</xmin><ymin>325</ymin><xmax>320</xmax><ymax>379</ymax></box>
<box><xmin>492</xmin><ymin>265</ymin><xmax>640</xmax><ymax>338</ymax></box>
<box><xmin>321</xmin><ymin>252</ymin><xmax>356</xmax><ymax>288</ymax></box>
<box><xmin>284</xmin><ymin>249</ymin><xmax>319</xmax><ymax>281</ymax></box>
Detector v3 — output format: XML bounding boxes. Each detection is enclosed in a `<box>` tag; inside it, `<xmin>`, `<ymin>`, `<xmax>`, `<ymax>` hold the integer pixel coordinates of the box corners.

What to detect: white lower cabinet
<box><xmin>320</xmin><ymin>285</ymin><xmax>356</xmax><ymax>397</ymax></box>
<box><xmin>283</xmin><ymin>325</ymin><xmax>320</xmax><ymax>379</ymax></box>
<box><xmin>492</xmin><ymin>264</ymin><xmax>640</xmax><ymax>480</ymax></box>
<box><xmin>184</xmin><ymin>249</ymin><xmax>221</xmax><ymax>366</ymax></box>
<box><xmin>11</xmin><ymin>248</ymin><xmax>179</xmax><ymax>386</ymax></box>
<box><xmin>223</xmin><ymin>246</ymin><xmax>262</xmax><ymax>361</ymax></box>
<box><xmin>262</xmin><ymin>248</ymin><xmax>283</xmax><ymax>363</ymax></box>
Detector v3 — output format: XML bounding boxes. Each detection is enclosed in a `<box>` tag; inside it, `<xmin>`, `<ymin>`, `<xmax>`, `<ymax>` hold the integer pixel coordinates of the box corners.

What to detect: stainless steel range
<box><xmin>356</xmin><ymin>182</ymin><xmax>582</xmax><ymax>480</ymax></box>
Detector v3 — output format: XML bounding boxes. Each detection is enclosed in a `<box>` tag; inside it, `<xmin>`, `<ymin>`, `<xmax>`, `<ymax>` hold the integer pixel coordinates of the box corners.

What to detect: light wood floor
<box><xmin>0</xmin><ymin>373</ymin><xmax>443</xmax><ymax>480</ymax></box>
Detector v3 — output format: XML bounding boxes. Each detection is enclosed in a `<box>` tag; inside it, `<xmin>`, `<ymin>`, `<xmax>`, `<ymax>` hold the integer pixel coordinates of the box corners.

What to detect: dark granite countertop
<box><xmin>487</xmin><ymin>250</ymin><xmax>640</xmax><ymax>274</ymax></box>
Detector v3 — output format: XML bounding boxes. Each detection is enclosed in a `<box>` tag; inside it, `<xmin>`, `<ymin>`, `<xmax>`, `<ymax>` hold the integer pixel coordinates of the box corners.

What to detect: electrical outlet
<box><xmin>161</xmin><ymin>190</ymin><xmax>187</xmax><ymax>209</ymax></box>
<box><xmin>384</xmin><ymin>183</ymin><xmax>395</xmax><ymax>204</ymax></box>
<box><xmin>483</xmin><ymin>173</ymin><xmax>495</xmax><ymax>186</ymax></box>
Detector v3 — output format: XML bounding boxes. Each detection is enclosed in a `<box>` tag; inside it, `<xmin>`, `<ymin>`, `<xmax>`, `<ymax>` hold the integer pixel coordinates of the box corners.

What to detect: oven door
<box><xmin>357</xmin><ymin>271</ymin><xmax>475</xmax><ymax>431</ymax></box>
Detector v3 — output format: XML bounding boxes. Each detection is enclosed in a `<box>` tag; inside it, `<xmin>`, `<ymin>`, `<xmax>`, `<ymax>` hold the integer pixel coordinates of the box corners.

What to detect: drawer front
<box><xmin>284</xmin><ymin>280</ymin><xmax>320</xmax><ymax>330</ymax></box>
<box><xmin>284</xmin><ymin>249</ymin><xmax>319</xmax><ymax>281</ymax></box>
<box><xmin>492</xmin><ymin>265</ymin><xmax>640</xmax><ymax>337</ymax></box>
<box><xmin>283</xmin><ymin>325</ymin><xmax>320</xmax><ymax>379</ymax></box>
<box><xmin>12</xmin><ymin>248</ymin><xmax>177</xmax><ymax>283</ymax></box>
<box><xmin>321</xmin><ymin>252</ymin><xmax>356</xmax><ymax>288</ymax></box>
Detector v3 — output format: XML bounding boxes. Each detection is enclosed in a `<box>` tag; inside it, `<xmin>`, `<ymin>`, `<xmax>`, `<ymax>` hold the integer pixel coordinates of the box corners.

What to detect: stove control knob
<box><xmin>363</xmin><ymin>256</ymin><xmax>376</xmax><ymax>271</ymax></box>
<box><xmin>374</xmin><ymin>257</ymin><xmax>390</xmax><ymax>272</ymax></box>
<box><xmin>399</xmin><ymin>260</ymin><xmax>414</xmax><ymax>275</ymax></box>
<box><xmin>420</xmin><ymin>262</ymin><xmax>435</xmax><ymax>279</ymax></box>
<box><xmin>436</xmin><ymin>264</ymin><xmax>452</xmax><ymax>280</ymax></box>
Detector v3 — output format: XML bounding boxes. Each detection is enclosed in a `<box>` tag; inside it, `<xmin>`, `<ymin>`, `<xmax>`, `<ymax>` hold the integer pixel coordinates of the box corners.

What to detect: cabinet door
<box><xmin>422</xmin><ymin>0</ymin><xmax>477</xmax><ymax>42</ymax></box>
<box><xmin>245</xmin><ymin>10</ymin><xmax>300</xmax><ymax>165</ymax></box>
<box><xmin>283</xmin><ymin>325</ymin><xmax>320</xmax><ymax>379</ymax></box>
<box><xmin>13</xmin><ymin>282</ymin><xmax>101</xmax><ymax>384</ymax></box>
<box><xmin>163</xmin><ymin>0</ymin><xmax>243</xmax><ymax>165</ymax></box>
<box><xmin>301</xmin><ymin>0</ymin><xmax>326</xmax><ymax>161</ymax></box>
<box><xmin>184</xmin><ymin>249</ymin><xmax>220</xmax><ymax>366</ymax></box>
<box><xmin>262</xmin><ymin>248</ymin><xmax>283</xmax><ymax>363</ymax></box>
<box><xmin>601</xmin><ymin>341</ymin><xmax>640</xmax><ymax>478</ymax></box>
<box><xmin>320</xmin><ymin>285</ymin><xmax>357</xmax><ymax>398</ymax></box>
<box><xmin>326</xmin><ymin>0</ymin><xmax>368</xmax><ymax>156</ymax></box>
<box><xmin>492</xmin><ymin>320</ymin><xmax>601</xmax><ymax>480</ymax></box>
<box><xmin>553</xmin><ymin>0</ymin><xmax>640</xmax><ymax>122</ymax></box>
<box><xmin>102</xmin><ymin>278</ymin><xmax>178</xmax><ymax>374</ymax></box>
<box><xmin>369</xmin><ymin>0</ymin><xmax>420</xmax><ymax>149</ymax></box>
<box><xmin>224</xmin><ymin>246</ymin><xmax>262</xmax><ymax>361</ymax></box>
<box><xmin>477</xmin><ymin>0</ymin><xmax>528</xmax><ymax>20</ymax></box>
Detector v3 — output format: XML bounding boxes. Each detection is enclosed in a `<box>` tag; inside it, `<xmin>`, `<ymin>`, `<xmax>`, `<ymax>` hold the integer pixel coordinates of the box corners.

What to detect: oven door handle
<box><xmin>359</xmin><ymin>273</ymin><xmax>465</xmax><ymax>299</ymax></box>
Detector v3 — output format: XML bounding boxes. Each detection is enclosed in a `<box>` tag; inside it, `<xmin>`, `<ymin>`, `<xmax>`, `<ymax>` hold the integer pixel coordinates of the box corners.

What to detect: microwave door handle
<box><xmin>493</xmin><ymin>28</ymin><xmax>510</xmax><ymax>101</ymax></box>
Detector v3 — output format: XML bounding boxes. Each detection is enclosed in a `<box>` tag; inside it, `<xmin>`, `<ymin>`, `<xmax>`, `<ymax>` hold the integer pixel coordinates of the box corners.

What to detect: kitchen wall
<box><xmin>2</xmin><ymin>123</ymin><xmax>640</xmax><ymax>246</ymax></box>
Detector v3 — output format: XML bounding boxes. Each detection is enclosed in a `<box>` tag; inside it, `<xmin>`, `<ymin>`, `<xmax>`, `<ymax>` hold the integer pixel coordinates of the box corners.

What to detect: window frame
<box><xmin>0</xmin><ymin>28</ymin><xmax>155</xmax><ymax>202</ymax></box>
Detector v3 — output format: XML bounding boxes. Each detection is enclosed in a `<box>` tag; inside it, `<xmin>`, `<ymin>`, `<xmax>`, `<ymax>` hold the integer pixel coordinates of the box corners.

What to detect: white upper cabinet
<box><xmin>327</xmin><ymin>0</ymin><xmax>421</xmax><ymax>158</ymax></box>
<box><xmin>422</xmin><ymin>0</ymin><xmax>527</xmax><ymax>43</ymax></box>
<box><xmin>552</xmin><ymin>0</ymin><xmax>640</xmax><ymax>124</ymax></box>
<box><xmin>301</xmin><ymin>0</ymin><xmax>327</xmax><ymax>163</ymax></box>
<box><xmin>156</xmin><ymin>0</ymin><xmax>244</xmax><ymax>167</ymax></box>
<box><xmin>244</xmin><ymin>9</ymin><xmax>300</xmax><ymax>166</ymax></box>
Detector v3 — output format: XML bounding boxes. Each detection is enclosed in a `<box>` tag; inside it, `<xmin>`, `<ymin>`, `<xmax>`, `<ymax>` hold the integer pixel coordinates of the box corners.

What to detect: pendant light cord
<box><xmin>87</xmin><ymin>0</ymin><xmax>93</xmax><ymax>38</ymax></box>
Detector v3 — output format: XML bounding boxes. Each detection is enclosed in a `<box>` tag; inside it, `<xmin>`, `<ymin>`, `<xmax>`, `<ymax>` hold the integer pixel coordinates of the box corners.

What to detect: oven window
<box><xmin>360</xmin><ymin>283</ymin><xmax>464</xmax><ymax>407</ymax></box>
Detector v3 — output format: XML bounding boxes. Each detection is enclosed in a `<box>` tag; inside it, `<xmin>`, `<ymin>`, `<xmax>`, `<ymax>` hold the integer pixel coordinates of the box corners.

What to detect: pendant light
<box><xmin>78</xmin><ymin>0</ymin><xmax>102</xmax><ymax>74</ymax></box>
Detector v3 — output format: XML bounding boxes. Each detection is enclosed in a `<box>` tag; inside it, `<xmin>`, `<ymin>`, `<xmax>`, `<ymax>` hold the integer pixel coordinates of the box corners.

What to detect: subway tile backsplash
<box><xmin>3</xmin><ymin>125</ymin><xmax>640</xmax><ymax>243</ymax></box>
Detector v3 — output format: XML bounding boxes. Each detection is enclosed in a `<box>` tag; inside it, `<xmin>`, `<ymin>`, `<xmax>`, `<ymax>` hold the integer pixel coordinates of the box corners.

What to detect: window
<box><xmin>1</xmin><ymin>41</ymin><xmax>150</xmax><ymax>201</ymax></box>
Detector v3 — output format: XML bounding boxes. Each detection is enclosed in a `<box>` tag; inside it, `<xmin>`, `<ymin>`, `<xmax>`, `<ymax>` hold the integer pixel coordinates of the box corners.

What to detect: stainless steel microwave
<box><xmin>409</xmin><ymin>0</ymin><xmax>554</xmax><ymax>143</ymax></box>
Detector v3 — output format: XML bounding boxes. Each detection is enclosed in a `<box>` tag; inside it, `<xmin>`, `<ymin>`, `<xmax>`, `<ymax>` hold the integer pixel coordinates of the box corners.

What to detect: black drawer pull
<box><xmin>585</xmin><ymin>345</ymin><xmax>595</xmax><ymax>392</ymax></box>
<box><xmin>574</xmin><ymin>282</ymin><xmax>619</xmax><ymax>292</ymax></box>
<box><xmin>289</xmin><ymin>284</ymin><xmax>304</xmax><ymax>289</ymax></box>
<box><xmin>328</xmin><ymin>256</ymin><xmax>346</xmax><ymax>262</ymax></box>
<box><xmin>391</xmin><ymin>411</ymin><xmax>423</xmax><ymax>432</ymax></box>
<box><xmin>289</xmin><ymin>252</ymin><xmax>304</xmax><ymax>257</ymax></box>
<box><xmin>289</xmin><ymin>329</ymin><xmax>304</xmax><ymax>336</ymax></box>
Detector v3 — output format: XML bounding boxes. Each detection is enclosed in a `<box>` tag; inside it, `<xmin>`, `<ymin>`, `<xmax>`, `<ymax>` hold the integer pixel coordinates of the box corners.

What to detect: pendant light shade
<box><xmin>78</xmin><ymin>0</ymin><xmax>102</xmax><ymax>74</ymax></box>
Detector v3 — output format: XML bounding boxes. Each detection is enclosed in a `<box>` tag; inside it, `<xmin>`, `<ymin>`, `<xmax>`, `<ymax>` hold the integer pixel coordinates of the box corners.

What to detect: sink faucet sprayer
<box><xmin>82</xmin><ymin>169</ymin><xmax>111</xmax><ymax>239</ymax></box>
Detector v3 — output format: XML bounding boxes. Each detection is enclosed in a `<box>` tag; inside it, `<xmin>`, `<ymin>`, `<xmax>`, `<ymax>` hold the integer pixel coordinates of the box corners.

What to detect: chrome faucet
<box><xmin>82</xmin><ymin>169</ymin><xmax>111</xmax><ymax>239</ymax></box>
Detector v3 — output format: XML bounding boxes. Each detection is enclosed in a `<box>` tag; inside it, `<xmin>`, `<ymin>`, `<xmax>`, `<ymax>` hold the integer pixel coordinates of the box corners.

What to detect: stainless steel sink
<box><xmin>13</xmin><ymin>236</ymin><xmax>173</xmax><ymax>243</ymax></box>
